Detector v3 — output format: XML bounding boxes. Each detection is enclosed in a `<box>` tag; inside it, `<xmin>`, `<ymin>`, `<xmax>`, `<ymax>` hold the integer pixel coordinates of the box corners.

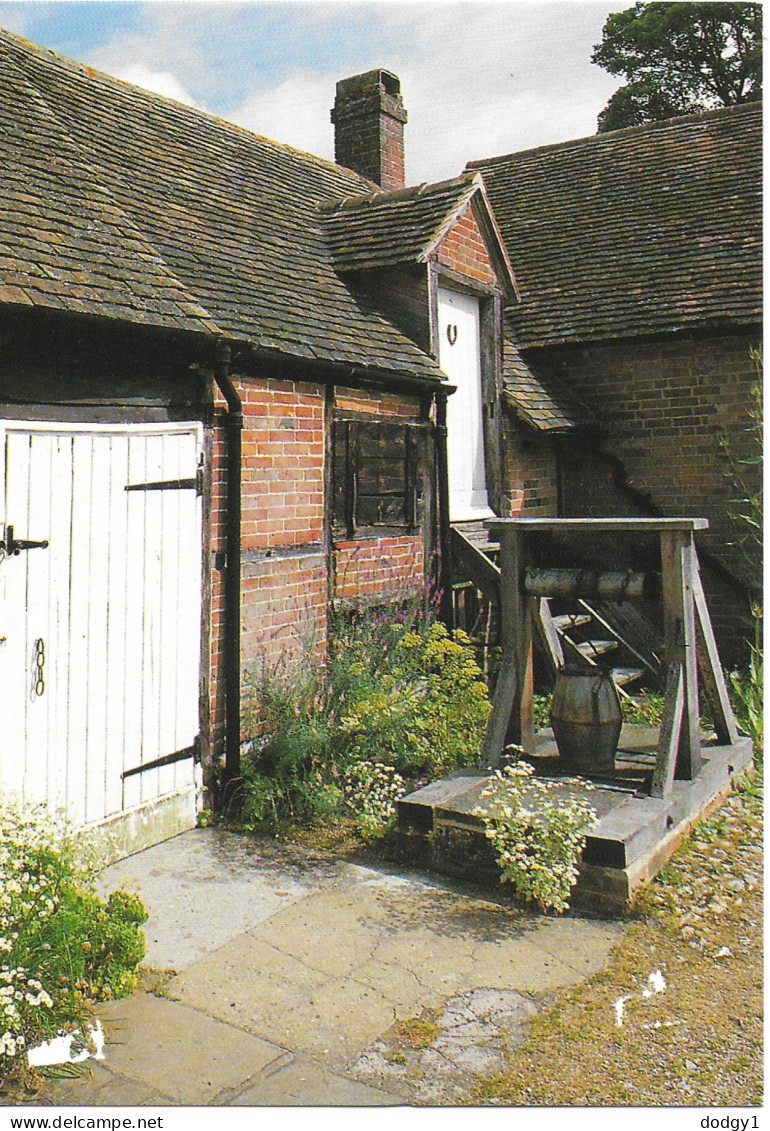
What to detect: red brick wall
<box><xmin>437</xmin><ymin>206</ymin><xmax>498</xmax><ymax>287</ymax></box>
<box><xmin>529</xmin><ymin>331</ymin><xmax>761</xmax><ymax>585</ymax></box>
<box><xmin>208</xmin><ymin>375</ymin><xmax>327</xmax><ymax>753</ymax></box>
<box><xmin>526</xmin><ymin>329</ymin><xmax>761</xmax><ymax>664</ymax></box>
<box><xmin>334</xmin><ymin>388</ymin><xmax>422</xmax><ymax>418</ymax></box>
<box><xmin>208</xmin><ymin>376</ymin><xmax>435</xmax><ymax>758</ymax></box>
<box><xmin>334</xmin><ymin>536</ymin><xmax>425</xmax><ymax>602</ymax></box>
<box><xmin>502</xmin><ymin>418</ymin><xmax>559</xmax><ymax>516</ymax></box>
<box><xmin>241</xmin><ymin>553</ymin><xmax>327</xmax><ymax>672</ymax></box>
<box><xmin>238</xmin><ymin>379</ymin><xmax>325</xmax><ymax>549</ymax></box>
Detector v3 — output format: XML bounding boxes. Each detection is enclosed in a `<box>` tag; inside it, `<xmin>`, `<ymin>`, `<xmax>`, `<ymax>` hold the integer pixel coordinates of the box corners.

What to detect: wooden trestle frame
<box><xmin>480</xmin><ymin>519</ymin><xmax>740</xmax><ymax>798</ymax></box>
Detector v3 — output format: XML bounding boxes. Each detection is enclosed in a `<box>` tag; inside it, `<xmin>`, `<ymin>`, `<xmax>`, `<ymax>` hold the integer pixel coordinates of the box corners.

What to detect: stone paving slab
<box><xmin>9</xmin><ymin>830</ymin><xmax>626</xmax><ymax>1107</ymax></box>
<box><xmin>168</xmin><ymin>865</ymin><xmax>624</xmax><ymax>1074</ymax></box>
<box><xmin>37</xmin><ymin>1065</ymin><xmax>166</xmax><ymax>1108</ymax></box>
<box><xmin>90</xmin><ymin>995</ymin><xmax>283</xmax><ymax>1105</ymax></box>
<box><xmin>100</xmin><ymin>829</ymin><xmax>342</xmax><ymax>970</ymax></box>
<box><xmin>228</xmin><ymin>1053</ymin><xmax>402</xmax><ymax>1106</ymax></box>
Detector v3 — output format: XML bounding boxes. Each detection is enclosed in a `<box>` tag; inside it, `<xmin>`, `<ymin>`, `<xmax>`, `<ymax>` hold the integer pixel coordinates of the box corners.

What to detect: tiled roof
<box><xmin>0</xmin><ymin>29</ymin><xmax>446</xmax><ymax>382</ymax></box>
<box><xmin>469</xmin><ymin>104</ymin><xmax>762</xmax><ymax>348</ymax></box>
<box><xmin>502</xmin><ymin>333</ymin><xmax>591</xmax><ymax>432</ymax></box>
<box><xmin>321</xmin><ymin>174</ymin><xmax>480</xmax><ymax>271</ymax></box>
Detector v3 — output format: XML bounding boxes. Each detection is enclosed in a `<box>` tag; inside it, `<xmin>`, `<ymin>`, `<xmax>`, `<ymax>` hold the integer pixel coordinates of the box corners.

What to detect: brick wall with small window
<box><xmin>208</xmin><ymin>376</ymin><xmax>435</xmax><ymax>757</ymax></box>
<box><xmin>330</xmin><ymin>386</ymin><xmax>432</xmax><ymax>608</ymax></box>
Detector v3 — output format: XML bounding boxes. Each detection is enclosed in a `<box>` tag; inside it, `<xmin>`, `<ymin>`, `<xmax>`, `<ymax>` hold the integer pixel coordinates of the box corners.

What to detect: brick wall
<box><xmin>208</xmin><ymin>375</ymin><xmax>435</xmax><ymax>758</ymax></box>
<box><xmin>502</xmin><ymin>418</ymin><xmax>559</xmax><ymax>516</ymax></box>
<box><xmin>334</xmin><ymin>387</ymin><xmax>422</xmax><ymax>418</ymax></box>
<box><xmin>334</xmin><ymin>535</ymin><xmax>425</xmax><ymax>602</ymax></box>
<box><xmin>529</xmin><ymin>330</ymin><xmax>761</xmax><ymax>586</ymax></box>
<box><xmin>437</xmin><ymin>206</ymin><xmax>497</xmax><ymax>287</ymax></box>
<box><xmin>208</xmin><ymin>375</ymin><xmax>327</xmax><ymax>754</ymax></box>
<box><xmin>526</xmin><ymin>328</ymin><xmax>761</xmax><ymax>664</ymax></box>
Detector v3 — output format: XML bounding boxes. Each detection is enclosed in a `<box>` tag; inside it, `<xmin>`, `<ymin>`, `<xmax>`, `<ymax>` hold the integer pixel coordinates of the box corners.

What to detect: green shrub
<box><xmin>729</xmin><ymin>632</ymin><xmax>763</xmax><ymax>762</ymax></box>
<box><xmin>0</xmin><ymin>793</ymin><xmax>147</xmax><ymax>1083</ymax></box>
<box><xmin>339</xmin><ymin>623</ymin><xmax>491</xmax><ymax>777</ymax></box>
<box><xmin>621</xmin><ymin>692</ymin><xmax>666</xmax><ymax>727</ymax></box>
<box><xmin>242</xmin><ymin>606</ymin><xmax>491</xmax><ymax>835</ymax></box>
<box><xmin>475</xmin><ymin>762</ymin><xmax>597</xmax><ymax>913</ymax></box>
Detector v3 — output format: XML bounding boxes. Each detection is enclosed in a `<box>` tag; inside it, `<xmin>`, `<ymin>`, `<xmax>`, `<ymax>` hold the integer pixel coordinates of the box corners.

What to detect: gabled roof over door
<box><xmin>321</xmin><ymin>172</ymin><xmax>517</xmax><ymax>299</ymax></box>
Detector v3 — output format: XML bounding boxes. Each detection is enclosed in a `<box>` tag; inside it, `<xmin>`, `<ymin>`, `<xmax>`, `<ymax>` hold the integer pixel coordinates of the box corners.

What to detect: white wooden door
<box><xmin>0</xmin><ymin>422</ymin><xmax>203</xmax><ymax>828</ymax></box>
<box><xmin>437</xmin><ymin>287</ymin><xmax>493</xmax><ymax>521</ymax></box>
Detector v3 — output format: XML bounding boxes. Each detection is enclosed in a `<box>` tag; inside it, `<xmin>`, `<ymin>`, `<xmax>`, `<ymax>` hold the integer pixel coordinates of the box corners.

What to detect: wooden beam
<box><xmin>532</xmin><ymin>597</ymin><xmax>564</xmax><ymax>676</ymax></box>
<box><xmin>488</xmin><ymin>518</ymin><xmax>709</xmax><ymax>533</ymax></box>
<box><xmin>679</xmin><ymin>534</ymin><xmax>703</xmax><ymax>779</ymax></box>
<box><xmin>481</xmin><ymin>523</ymin><xmax>532</xmax><ymax>764</ymax></box>
<box><xmin>450</xmin><ymin>525</ymin><xmax>501</xmax><ymax>606</ymax></box>
<box><xmin>481</xmin><ymin>649</ymin><xmax>519</xmax><ymax>767</ymax></box>
<box><xmin>692</xmin><ymin>557</ymin><xmax>740</xmax><ymax>745</ymax></box>
<box><xmin>659</xmin><ymin>531</ymin><xmax>701</xmax><ymax>781</ymax></box>
<box><xmin>651</xmin><ymin>661</ymin><xmax>685</xmax><ymax>798</ymax></box>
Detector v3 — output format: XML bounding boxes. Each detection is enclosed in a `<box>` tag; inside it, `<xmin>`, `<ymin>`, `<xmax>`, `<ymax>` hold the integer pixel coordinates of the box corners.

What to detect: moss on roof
<box><xmin>0</xmin><ymin>28</ymin><xmax>445</xmax><ymax>382</ymax></box>
<box><xmin>470</xmin><ymin>104</ymin><xmax>762</xmax><ymax>348</ymax></box>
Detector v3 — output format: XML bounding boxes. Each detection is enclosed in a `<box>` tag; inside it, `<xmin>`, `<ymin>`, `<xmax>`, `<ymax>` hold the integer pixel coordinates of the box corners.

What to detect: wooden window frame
<box><xmin>332</xmin><ymin>417</ymin><xmax>421</xmax><ymax>539</ymax></box>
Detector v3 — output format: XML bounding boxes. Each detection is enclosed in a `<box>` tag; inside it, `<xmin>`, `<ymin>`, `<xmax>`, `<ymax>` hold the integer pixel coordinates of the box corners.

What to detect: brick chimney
<box><xmin>331</xmin><ymin>69</ymin><xmax>407</xmax><ymax>192</ymax></box>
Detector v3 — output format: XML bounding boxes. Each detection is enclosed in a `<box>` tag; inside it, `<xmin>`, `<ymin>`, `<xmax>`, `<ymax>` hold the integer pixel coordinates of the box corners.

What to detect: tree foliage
<box><xmin>592</xmin><ymin>2</ymin><xmax>762</xmax><ymax>132</ymax></box>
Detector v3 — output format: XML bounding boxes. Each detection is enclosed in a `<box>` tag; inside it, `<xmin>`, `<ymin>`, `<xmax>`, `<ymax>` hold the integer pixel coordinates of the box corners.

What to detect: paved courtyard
<box><xmin>29</xmin><ymin>830</ymin><xmax>625</xmax><ymax>1106</ymax></box>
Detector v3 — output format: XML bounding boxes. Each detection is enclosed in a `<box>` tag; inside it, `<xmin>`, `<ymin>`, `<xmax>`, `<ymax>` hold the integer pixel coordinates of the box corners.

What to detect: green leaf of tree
<box><xmin>593</xmin><ymin>2</ymin><xmax>762</xmax><ymax>132</ymax></box>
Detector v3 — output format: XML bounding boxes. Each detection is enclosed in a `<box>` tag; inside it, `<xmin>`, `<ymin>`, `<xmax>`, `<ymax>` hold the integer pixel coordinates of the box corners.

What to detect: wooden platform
<box><xmin>396</xmin><ymin>725</ymin><xmax>754</xmax><ymax>912</ymax></box>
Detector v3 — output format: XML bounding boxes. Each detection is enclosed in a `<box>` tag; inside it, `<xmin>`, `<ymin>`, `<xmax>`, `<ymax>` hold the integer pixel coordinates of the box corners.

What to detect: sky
<box><xmin>0</xmin><ymin>0</ymin><xmax>631</xmax><ymax>182</ymax></box>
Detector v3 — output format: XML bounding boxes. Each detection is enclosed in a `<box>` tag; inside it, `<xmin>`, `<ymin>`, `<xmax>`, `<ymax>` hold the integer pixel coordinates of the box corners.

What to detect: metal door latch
<box><xmin>0</xmin><ymin>526</ymin><xmax>49</xmax><ymax>555</ymax></box>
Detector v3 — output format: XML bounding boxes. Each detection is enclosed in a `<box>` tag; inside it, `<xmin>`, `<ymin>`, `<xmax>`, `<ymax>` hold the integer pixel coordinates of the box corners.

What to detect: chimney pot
<box><xmin>331</xmin><ymin>68</ymin><xmax>407</xmax><ymax>192</ymax></box>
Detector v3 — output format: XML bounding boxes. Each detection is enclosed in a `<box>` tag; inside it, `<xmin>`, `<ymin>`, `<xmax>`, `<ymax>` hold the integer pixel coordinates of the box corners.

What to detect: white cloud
<box><xmin>226</xmin><ymin>2</ymin><xmax>624</xmax><ymax>182</ymax></box>
<box><xmin>104</xmin><ymin>62</ymin><xmax>199</xmax><ymax>107</ymax></box>
<box><xmin>230</xmin><ymin>69</ymin><xmax>336</xmax><ymax>157</ymax></box>
<box><xmin>45</xmin><ymin>1</ymin><xmax>626</xmax><ymax>182</ymax></box>
<box><xmin>0</xmin><ymin>4</ymin><xmax>28</xmax><ymax>37</ymax></box>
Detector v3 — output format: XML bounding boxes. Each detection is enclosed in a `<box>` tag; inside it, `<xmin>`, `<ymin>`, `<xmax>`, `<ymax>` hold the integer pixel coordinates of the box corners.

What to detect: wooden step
<box><xmin>575</xmin><ymin>639</ymin><xmax>618</xmax><ymax>659</ymax></box>
<box><xmin>612</xmin><ymin>666</ymin><xmax>646</xmax><ymax>687</ymax></box>
<box><xmin>551</xmin><ymin>613</ymin><xmax>592</xmax><ymax>631</ymax></box>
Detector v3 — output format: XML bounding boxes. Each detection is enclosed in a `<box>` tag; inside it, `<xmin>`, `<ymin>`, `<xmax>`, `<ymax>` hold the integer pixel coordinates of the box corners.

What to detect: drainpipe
<box><xmin>434</xmin><ymin>390</ymin><xmax>454</xmax><ymax>629</ymax></box>
<box><xmin>213</xmin><ymin>339</ymin><xmax>243</xmax><ymax>788</ymax></box>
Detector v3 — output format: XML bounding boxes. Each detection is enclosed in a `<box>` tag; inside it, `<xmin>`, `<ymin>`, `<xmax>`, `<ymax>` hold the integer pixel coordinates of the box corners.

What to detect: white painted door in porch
<box><xmin>0</xmin><ymin>422</ymin><xmax>203</xmax><ymax>829</ymax></box>
<box><xmin>437</xmin><ymin>286</ymin><xmax>493</xmax><ymax>522</ymax></box>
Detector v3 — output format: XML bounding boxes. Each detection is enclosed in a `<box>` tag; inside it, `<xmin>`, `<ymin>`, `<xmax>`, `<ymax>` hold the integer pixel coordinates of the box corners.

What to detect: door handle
<box><xmin>1</xmin><ymin>526</ymin><xmax>49</xmax><ymax>555</ymax></box>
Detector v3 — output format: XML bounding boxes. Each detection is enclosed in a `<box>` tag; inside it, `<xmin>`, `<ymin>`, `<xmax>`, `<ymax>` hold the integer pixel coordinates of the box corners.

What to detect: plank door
<box><xmin>0</xmin><ymin>423</ymin><xmax>203</xmax><ymax>828</ymax></box>
<box><xmin>437</xmin><ymin>286</ymin><xmax>493</xmax><ymax>521</ymax></box>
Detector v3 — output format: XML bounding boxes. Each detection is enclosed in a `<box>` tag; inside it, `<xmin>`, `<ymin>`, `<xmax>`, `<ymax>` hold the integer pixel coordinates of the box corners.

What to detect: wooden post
<box><xmin>655</xmin><ymin>531</ymin><xmax>701</xmax><ymax>789</ymax></box>
<box><xmin>691</xmin><ymin>553</ymin><xmax>740</xmax><ymax>745</ymax></box>
<box><xmin>481</xmin><ymin>523</ymin><xmax>531</xmax><ymax>764</ymax></box>
<box><xmin>532</xmin><ymin>596</ymin><xmax>565</xmax><ymax>676</ymax></box>
<box><xmin>651</xmin><ymin>661</ymin><xmax>685</xmax><ymax>798</ymax></box>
